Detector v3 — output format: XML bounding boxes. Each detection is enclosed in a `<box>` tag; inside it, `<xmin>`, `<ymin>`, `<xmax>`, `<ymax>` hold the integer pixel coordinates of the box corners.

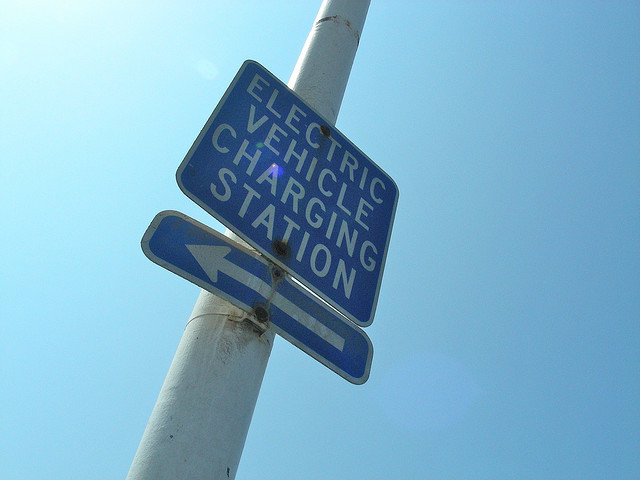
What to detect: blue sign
<box><xmin>142</xmin><ymin>211</ymin><xmax>373</xmax><ymax>384</ymax></box>
<box><xmin>176</xmin><ymin>60</ymin><xmax>398</xmax><ymax>327</ymax></box>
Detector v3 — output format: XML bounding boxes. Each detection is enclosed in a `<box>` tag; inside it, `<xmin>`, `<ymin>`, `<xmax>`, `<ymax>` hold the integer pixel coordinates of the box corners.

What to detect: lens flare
<box><xmin>269</xmin><ymin>163</ymin><xmax>284</xmax><ymax>178</ymax></box>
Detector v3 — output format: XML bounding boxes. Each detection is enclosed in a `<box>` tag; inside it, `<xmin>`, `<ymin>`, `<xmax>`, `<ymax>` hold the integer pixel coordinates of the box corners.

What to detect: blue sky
<box><xmin>2</xmin><ymin>1</ymin><xmax>639</xmax><ymax>478</ymax></box>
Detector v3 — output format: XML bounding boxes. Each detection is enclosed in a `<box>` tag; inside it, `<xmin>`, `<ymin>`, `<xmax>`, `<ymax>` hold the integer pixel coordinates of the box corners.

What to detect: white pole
<box><xmin>289</xmin><ymin>0</ymin><xmax>370</xmax><ymax>122</ymax></box>
<box><xmin>127</xmin><ymin>1</ymin><xmax>370</xmax><ymax>479</ymax></box>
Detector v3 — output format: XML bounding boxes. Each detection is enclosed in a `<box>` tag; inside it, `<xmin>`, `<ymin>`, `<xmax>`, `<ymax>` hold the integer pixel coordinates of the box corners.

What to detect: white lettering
<box><xmin>370</xmin><ymin>177</ymin><xmax>386</xmax><ymax>204</ymax></box>
<box><xmin>325</xmin><ymin>211</ymin><xmax>337</xmax><ymax>240</ymax></box>
<box><xmin>238</xmin><ymin>184</ymin><xmax>261</xmax><ymax>218</ymax></box>
<box><xmin>326</xmin><ymin>136</ymin><xmax>342</xmax><ymax>162</ymax></box>
<box><xmin>340</xmin><ymin>151</ymin><xmax>358</xmax><ymax>181</ymax></box>
<box><xmin>318</xmin><ymin>168</ymin><xmax>336</xmax><ymax>197</ymax></box>
<box><xmin>359</xmin><ymin>166</ymin><xmax>369</xmax><ymax>190</ymax></box>
<box><xmin>327</xmin><ymin>137</ymin><xmax>342</xmax><ymax>161</ymax></box>
<box><xmin>336</xmin><ymin>183</ymin><xmax>352</xmax><ymax>215</ymax></box>
<box><xmin>233</xmin><ymin>139</ymin><xmax>261</xmax><ymax>176</ymax></box>
<box><xmin>283</xmin><ymin>139</ymin><xmax>308</xmax><ymax>173</ymax></box>
<box><xmin>336</xmin><ymin>220</ymin><xmax>358</xmax><ymax>257</ymax></box>
<box><xmin>360</xmin><ymin>240</ymin><xmax>377</xmax><ymax>272</ymax></box>
<box><xmin>265</xmin><ymin>89</ymin><xmax>282</xmax><ymax>118</ymax></box>
<box><xmin>296</xmin><ymin>231</ymin><xmax>310</xmax><ymax>262</ymax></box>
<box><xmin>282</xmin><ymin>215</ymin><xmax>301</xmax><ymax>242</ymax></box>
<box><xmin>210</xmin><ymin>168</ymin><xmax>236</xmax><ymax>201</ymax></box>
<box><xmin>247</xmin><ymin>105</ymin><xmax>269</xmax><ymax>133</ymax></box>
<box><xmin>252</xmin><ymin>204</ymin><xmax>276</xmax><ymax>240</ymax></box>
<box><xmin>211</xmin><ymin>124</ymin><xmax>236</xmax><ymax>153</ymax></box>
<box><xmin>355</xmin><ymin>197</ymin><xmax>373</xmax><ymax>231</ymax></box>
<box><xmin>264</xmin><ymin>123</ymin><xmax>288</xmax><ymax>155</ymax></box>
<box><xmin>247</xmin><ymin>74</ymin><xmax>268</xmax><ymax>102</ymax></box>
<box><xmin>280</xmin><ymin>177</ymin><xmax>305</xmax><ymax>214</ymax></box>
<box><xmin>256</xmin><ymin>164</ymin><xmax>279</xmax><ymax>195</ymax></box>
<box><xmin>305</xmin><ymin>197</ymin><xmax>325</xmax><ymax>228</ymax></box>
<box><xmin>305</xmin><ymin>156</ymin><xmax>318</xmax><ymax>182</ymax></box>
<box><xmin>284</xmin><ymin>104</ymin><xmax>307</xmax><ymax>134</ymax></box>
<box><xmin>333</xmin><ymin>260</ymin><xmax>356</xmax><ymax>299</ymax></box>
<box><xmin>306</xmin><ymin>122</ymin><xmax>321</xmax><ymax>148</ymax></box>
<box><xmin>310</xmin><ymin>244</ymin><xmax>331</xmax><ymax>277</ymax></box>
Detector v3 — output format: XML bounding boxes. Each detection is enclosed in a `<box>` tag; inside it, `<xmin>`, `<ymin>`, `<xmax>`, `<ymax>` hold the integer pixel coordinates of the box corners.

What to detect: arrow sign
<box><xmin>141</xmin><ymin>210</ymin><xmax>372</xmax><ymax>384</ymax></box>
<box><xmin>176</xmin><ymin>60</ymin><xmax>398</xmax><ymax>327</ymax></box>
<box><xmin>185</xmin><ymin>244</ymin><xmax>345</xmax><ymax>350</ymax></box>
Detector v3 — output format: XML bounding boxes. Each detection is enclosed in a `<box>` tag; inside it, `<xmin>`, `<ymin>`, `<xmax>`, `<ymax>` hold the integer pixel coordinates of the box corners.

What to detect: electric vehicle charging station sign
<box><xmin>176</xmin><ymin>61</ymin><xmax>398</xmax><ymax>327</ymax></box>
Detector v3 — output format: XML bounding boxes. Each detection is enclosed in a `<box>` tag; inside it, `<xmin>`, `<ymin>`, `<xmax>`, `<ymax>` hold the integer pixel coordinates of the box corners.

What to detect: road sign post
<box><xmin>128</xmin><ymin>2</ymin><xmax>374</xmax><ymax>479</ymax></box>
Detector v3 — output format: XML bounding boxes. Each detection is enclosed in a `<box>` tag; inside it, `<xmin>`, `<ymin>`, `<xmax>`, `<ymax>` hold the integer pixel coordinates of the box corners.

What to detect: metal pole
<box><xmin>289</xmin><ymin>0</ymin><xmax>370</xmax><ymax>122</ymax></box>
<box><xmin>127</xmin><ymin>1</ymin><xmax>370</xmax><ymax>479</ymax></box>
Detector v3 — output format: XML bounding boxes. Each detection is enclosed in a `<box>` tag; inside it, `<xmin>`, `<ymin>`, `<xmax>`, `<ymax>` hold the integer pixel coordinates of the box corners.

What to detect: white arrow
<box><xmin>186</xmin><ymin>244</ymin><xmax>272</xmax><ymax>298</ymax></box>
<box><xmin>186</xmin><ymin>244</ymin><xmax>345</xmax><ymax>351</ymax></box>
